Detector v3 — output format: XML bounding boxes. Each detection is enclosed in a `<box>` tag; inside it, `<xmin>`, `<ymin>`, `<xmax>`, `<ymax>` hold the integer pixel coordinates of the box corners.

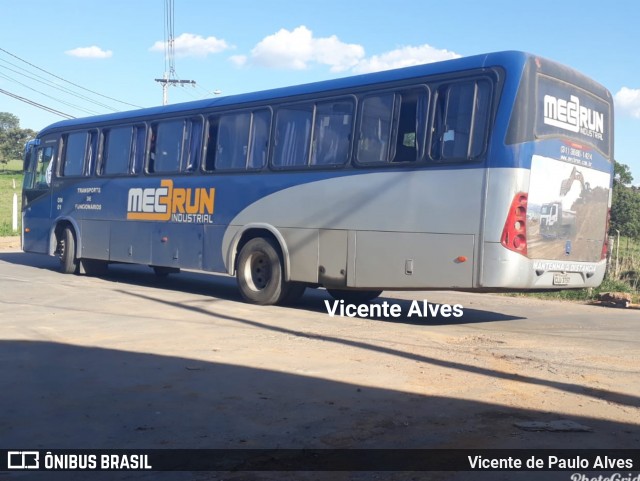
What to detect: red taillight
<box><xmin>501</xmin><ymin>192</ymin><xmax>528</xmax><ymax>256</ymax></box>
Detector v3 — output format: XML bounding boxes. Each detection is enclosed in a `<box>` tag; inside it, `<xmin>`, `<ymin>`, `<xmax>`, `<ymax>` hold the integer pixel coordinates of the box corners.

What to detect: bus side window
<box><xmin>204</xmin><ymin>117</ymin><xmax>219</xmax><ymax>172</ymax></box>
<box><xmin>204</xmin><ymin>109</ymin><xmax>270</xmax><ymax>172</ymax></box>
<box><xmin>102</xmin><ymin>126</ymin><xmax>133</xmax><ymax>175</ymax></box>
<box><xmin>392</xmin><ymin>89</ymin><xmax>428</xmax><ymax>163</ymax></box>
<box><xmin>248</xmin><ymin>109</ymin><xmax>271</xmax><ymax>170</ymax></box>
<box><xmin>85</xmin><ymin>131</ymin><xmax>98</xmax><ymax>175</ymax></box>
<box><xmin>149</xmin><ymin>120</ymin><xmax>184</xmax><ymax>173</ymax></box>
<box><xmin>310</xmin><ymin>100</ymin><xmax>353</xmax><ymax>166</ymax></box>
<box><xmin>216</xmin><ymin>113</ymin><xmax>251</xmax><ymax>170</ymax></box>
<box><xmin>273</xmin><ymin>104</ymin><xmax>313</xmax><ymax>168</ymax></box>
<box><xmin>356</xmin><ymin>93</ymin><xmax>394</xmax><ymax>163</ymax></box>
<box><xmin>61</xmin><ymin>132</ymin><xmax>88</xmax><ymax>176</ymax></box>
<box><xmin>430</xmin><ymin>80</ymin><xmax>491</xmax><ymax>162</ymax></box>
<box><xmin>36</xmin><ymin>146</ymin><xmax>55</xmax><ymax>187</ymax></box>
<box><xmin>185</xmin><ymin>118</ymin><xmax>203</xmax><ymax>172</ymax></box>
<box><xmin>131</xmin><ymin>126</ymin><xmax>146</xmax><ymax>174</ymax></box>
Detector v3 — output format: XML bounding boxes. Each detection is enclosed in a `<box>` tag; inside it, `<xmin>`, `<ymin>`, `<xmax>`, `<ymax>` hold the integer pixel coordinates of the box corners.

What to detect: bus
<box><xmin>21</xmin><ymin>51</ymin><xmax>614</xmax><ymax>305</ymax></box>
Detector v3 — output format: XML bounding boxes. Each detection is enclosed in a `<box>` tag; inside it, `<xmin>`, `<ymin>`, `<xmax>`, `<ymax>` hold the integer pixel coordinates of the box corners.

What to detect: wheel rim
<box><xmin>57</xmin><ymin>238</ymin><xmax>66</xmax><ymax>262</ymax></box>
<box><xmin>244</xmin><ymin>251</ymin><xmax>272</xmax><ymax>291</ymax></box>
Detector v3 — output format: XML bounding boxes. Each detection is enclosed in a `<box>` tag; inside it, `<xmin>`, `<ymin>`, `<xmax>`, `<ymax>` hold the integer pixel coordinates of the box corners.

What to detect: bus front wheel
<box><xmin>57</xmin><ymin>226</ymin><xmax>78</xmax><ymax>274</ymax></box>
<box><xmin>236</xmin><ymin>237</ymin><xmax>298</xmax><ymax>305</ymax></box>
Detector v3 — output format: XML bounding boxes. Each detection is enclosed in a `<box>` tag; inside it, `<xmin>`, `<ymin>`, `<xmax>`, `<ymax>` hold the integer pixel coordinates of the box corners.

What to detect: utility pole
<box><xmin>155</xmin><ymin>0</ymin><xmax>195</xmax><ymax>105</ymax></box>
<box><xmin>154</xmin><ymin>73</ymin><xmax>196</xmax><ymax>105</ymax></box>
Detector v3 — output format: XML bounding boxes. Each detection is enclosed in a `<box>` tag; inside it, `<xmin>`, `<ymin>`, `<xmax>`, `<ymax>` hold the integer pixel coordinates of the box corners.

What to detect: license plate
<box><xmin>553</xmin><ymin>273</ymin><xmax>570</xmax><ymax>286</ymax></box>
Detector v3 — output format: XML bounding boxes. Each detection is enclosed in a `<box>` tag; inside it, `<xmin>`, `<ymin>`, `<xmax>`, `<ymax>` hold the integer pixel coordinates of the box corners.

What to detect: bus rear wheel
<box><xmin>236</xmin><ymin>237</ymin><xmax>298</xmax><ymax>305</ymax></box>
<box><xmin>57</xmin><ymin>226</ymin><xmax>78</xmax><ymax>274</ymax></box>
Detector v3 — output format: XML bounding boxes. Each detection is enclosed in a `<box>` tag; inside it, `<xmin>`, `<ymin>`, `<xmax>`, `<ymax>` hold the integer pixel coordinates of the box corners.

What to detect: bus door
<box><xmin>22</xmin><ymin>137</ymin><xmax>58</xmax><ymax>253</ymax></box>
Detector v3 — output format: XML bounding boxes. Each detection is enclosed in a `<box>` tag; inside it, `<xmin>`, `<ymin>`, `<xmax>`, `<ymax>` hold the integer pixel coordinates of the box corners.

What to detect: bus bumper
<box><xmin>481</xmin><ymin>242</ymin><xmax>607</xmax><ymax>290</ymax></box>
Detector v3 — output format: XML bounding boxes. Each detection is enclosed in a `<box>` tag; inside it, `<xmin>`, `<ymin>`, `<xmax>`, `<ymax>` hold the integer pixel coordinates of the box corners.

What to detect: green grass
<box><xmin>509</xmin><ymin>237</ymin><xmax>639</xmax><ymax>304</ymax></box>
<box><xmin>0</xmin><ymin>159</ymin><xmax>23</xmax><ymax>236</ymax></box>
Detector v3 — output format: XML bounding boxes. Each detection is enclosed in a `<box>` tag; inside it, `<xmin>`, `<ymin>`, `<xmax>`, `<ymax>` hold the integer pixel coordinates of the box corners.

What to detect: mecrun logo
<box><xmin>127</xmin><ymin>179</ymin><xmax>215</xmax><ymax>223</ymax></box>
<box><xmin>543</xmin><ymin>94</ymin><xmax>605</xmax><ymax>141</ymax></box>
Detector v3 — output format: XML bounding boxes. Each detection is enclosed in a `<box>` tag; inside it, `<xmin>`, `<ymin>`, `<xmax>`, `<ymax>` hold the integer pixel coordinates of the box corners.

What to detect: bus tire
<box><xmin>327</xmin><ymin>288</ymin><xmax>383</xmax><ymax>304</ymax></box>
<box><xmin>237</xmin><ymin>237</ymin><xmax>290</xmax><ymax>305</ymax></box>
<box><xmin>58</xmin><ymin>226</ymin><xmax>78</xmax><ymax>274</ymax></box>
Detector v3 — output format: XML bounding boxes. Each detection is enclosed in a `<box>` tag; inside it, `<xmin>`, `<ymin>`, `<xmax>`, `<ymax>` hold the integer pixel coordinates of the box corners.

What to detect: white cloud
<box><xmin>236</xmin><ymin>26</ymin><xmax>459</xmax><ymax>75</ymax></box>
<box><xmin>65</xmin><ymin>46</ymin><xmax>112</xmax><ymax>59</ymax></box>
<box><xmin>352</xmin><ymin>44</ymin><xmax>460</xmax><ymax>74</ymax></box>
<box><xmin>229</xmin><ymin>54</ymin><xmax>248</xmax><ymax>67</ymax></box>
<box><xmin>150</xmin><ymin>33</ymin><xmax>229</xmax><ymax>58</ymax></box>
<box><xmin>247</xmin><ymin>26</ymin><xmax>364</xmax><ymax>72</ymax></box>
<box><xmin>614</xmin><ymin>87</ymin><xmax>640</xmax><ymax>118</ymax></box>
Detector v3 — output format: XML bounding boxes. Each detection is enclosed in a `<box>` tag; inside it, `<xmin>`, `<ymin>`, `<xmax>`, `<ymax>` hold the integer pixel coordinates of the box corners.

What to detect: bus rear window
<box><xmin>535</xmin><ymin>74</ymin><xmax>610</xmax><ymax>156</ymax></box>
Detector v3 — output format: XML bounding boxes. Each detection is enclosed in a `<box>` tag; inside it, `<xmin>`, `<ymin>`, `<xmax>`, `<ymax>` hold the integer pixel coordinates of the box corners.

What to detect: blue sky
<box><xmin>1</xmin><ymin>0</ymin><xmax>639</xmax><ymax>180</ymax></box>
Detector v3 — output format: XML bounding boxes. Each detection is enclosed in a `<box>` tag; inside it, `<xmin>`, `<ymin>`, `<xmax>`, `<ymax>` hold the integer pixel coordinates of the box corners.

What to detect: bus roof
<box><xmin>37</xmin><ymin>51</ymin><xmax>603</xmax><ymax>135</ymax></box>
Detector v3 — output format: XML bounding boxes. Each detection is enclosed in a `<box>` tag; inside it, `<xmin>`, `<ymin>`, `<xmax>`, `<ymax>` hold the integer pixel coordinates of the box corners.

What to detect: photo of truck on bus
<box><xmin>527</xmin><ymin>156</ymin><xmax>611</xmax><ymax>265</ymax></box>
<box><xmin>539</xmin><ymin>201</ymin><xmax>576</xmax><ymax>239</ymax></box>
<box><xmin>540</xmin><ymin>202</ymin><xmax>576</xmax><ymax>239</ymax></box>
<box><xmin>538</xmin><ymin>166</ymin><xmax>587</xmax><ymax>239</ymax></box>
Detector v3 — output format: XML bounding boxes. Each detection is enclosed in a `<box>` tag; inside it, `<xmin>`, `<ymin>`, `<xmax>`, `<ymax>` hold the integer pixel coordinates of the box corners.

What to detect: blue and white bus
<box><xmin>21</xmin><ymin>51</ymin><xmax>613</xmax><ymax>305</ymax></box>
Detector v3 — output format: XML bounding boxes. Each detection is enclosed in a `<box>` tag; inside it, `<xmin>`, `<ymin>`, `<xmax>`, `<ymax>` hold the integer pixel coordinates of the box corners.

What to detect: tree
<box><xmin>0</xmin><ymin>112</ymin><xmax>19</xmax><ymax>131</ymax></box>
<box><xmin>610</xmin><ymin>161</ymin><xmax>640</xmax><ymax>239</ymax></box>
<box><xmin>0</xmin><ymin>112</ymin><xmax>37</xmax><ymax>166</ymax></box>
<box><xmin>614</xmin><ymin>160</ymin><xmax>634</xmax><ymax>186</ymax></box>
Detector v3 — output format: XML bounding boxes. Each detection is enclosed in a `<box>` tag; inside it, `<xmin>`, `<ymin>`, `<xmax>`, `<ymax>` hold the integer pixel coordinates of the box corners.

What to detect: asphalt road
<box><xmin>0</xmin><ymin>249</ymin><xmax>638</xmax><ymax>480</ymax></box>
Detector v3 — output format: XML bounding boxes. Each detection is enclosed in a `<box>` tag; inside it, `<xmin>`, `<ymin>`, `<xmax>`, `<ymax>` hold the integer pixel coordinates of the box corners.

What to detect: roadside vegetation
<box><xmin>0</xmin><ymin>112</ymin><xmax>32</xmax><ymax>236</ymax></box>
<box><xmin>0</xmin><ymin>160</ymin><xmax>23</xmax><ymax>236</ymax></box>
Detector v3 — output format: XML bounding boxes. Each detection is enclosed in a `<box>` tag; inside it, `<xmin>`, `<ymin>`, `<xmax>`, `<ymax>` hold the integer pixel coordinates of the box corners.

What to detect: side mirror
<box><xmin>22</xmin><ymin>139</ymin><xmax>40</xmax><ymax>171</ymax></box>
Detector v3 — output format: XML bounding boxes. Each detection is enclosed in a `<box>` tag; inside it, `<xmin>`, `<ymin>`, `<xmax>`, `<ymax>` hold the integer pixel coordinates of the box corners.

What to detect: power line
<box><xmin>0</xmin><ymin>47</ymin><xmax>143</xmax><ymax>109</ymax></box>
<box><xmin>194</xmin><ymin>83</ymin><xmax>222</xmax><ymax>98</ymax></box>
<box><xmin>0</xmin><ymin>87</ymin><xmax>75</xmax><ymax>119</ymax></box>
<box><xmin>0</xmin><ymin>57</ymin><xmax>120</xmax><ymax>112</ymax></box>
<box><xmin>0</xmin><ymin>70</ymin><xmax>101</xmax><ymax>116</ymax></box>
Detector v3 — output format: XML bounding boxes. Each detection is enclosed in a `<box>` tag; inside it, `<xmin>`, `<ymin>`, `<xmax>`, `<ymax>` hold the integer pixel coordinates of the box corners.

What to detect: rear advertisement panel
<box><xmin>527</xmin><ymin>74</ymin><xmax>611</xmax><ymax>264</ymax></box>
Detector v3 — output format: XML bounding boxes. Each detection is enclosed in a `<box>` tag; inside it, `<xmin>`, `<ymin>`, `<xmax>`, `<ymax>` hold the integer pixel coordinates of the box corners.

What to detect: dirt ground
<box><xmin>0</xmin><ymin>235</ymin><xmax>20</xmax><ymax>251</ymax></box>
<box><xmin>1</xmin><ymin>242</ymin><xmax>638</xmax><ymax>480</ymax></box>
